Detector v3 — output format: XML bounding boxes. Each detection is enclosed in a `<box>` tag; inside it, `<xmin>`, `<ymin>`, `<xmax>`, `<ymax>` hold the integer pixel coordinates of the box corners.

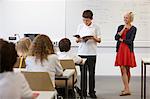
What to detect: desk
<box><xmin>33</xmin><ymin>91</ymin><xmax>56</xmax><ymax>99</ymax></box>
<box><xmin>55</xmin><ymin>69</ymin><xmax>75</xmax><ymax>98</ymax></box>
<box><xmin>141</xmin><ymin>58</ymin><xmax>150</xmax><ymax>99</ymax></box>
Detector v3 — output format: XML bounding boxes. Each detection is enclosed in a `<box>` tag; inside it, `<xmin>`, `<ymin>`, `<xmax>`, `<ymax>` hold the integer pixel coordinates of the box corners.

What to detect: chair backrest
<box><xmin>59</xmin><ymin>59</ymin><xmax>76</xmax><ymax>69</ymax></box>
<box><xmin>59</xmin><ymin>59</ymin><xmax>77</xmax><ymax>83</ymax></box>
<box><xmin>22</xmin><ymin>71</ymin><xmax>55</xmax><ymax>91</ymax></box>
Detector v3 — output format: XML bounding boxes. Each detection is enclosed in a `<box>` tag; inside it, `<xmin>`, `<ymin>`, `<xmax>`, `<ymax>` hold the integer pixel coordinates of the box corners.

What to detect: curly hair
<box><xmin>28</xmin><ymin>34</ymin><xmax>54</xmax><ymax>64</ymax></box>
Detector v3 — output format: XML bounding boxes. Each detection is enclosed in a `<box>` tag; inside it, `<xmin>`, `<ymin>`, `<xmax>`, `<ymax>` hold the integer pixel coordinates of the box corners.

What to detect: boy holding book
<box><xmin>74</xmin><ymin>10</ymin><xmax>101</xmax><ymax>98</ymax></box>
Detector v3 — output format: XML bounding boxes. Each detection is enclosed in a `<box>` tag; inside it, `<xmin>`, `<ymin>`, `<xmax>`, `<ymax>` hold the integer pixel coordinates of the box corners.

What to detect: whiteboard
<box><xmin>65</xmin><ymin>0</ymin><xmax>150</xmax><ymax>46</ymax></box>
<box><xmin>0</xmin><ymin>0</ymin><xmax>150</xmax><ymax>47</ymax></box>
<box><xmin>0</xmin><ymin>0</ymin><xmax>65</xmax><ymax>42</ymax></box>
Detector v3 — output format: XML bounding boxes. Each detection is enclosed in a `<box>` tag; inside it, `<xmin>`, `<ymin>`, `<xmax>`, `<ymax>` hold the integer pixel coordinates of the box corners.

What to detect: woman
<box><xmin>115</xmin><ymin>12</ymin><xmax>137</xmax><ymax>96</ymax></box>
<box><xmin>25</xmin><ymin>34</ymin><xmax>63</xmax><ymax>87</ymax></box>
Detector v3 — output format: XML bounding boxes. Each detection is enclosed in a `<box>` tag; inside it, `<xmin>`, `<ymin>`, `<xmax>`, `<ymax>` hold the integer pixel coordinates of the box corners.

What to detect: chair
<box><xmin>22</xmin><ymin>71</ymin><xmax>55</xmax><ymax>91</ymax></box>
<box><xmin>55</xmin><ymin>59</ymin><xmax>77</xmax><ymax>88</ymax></box>
<box><xmin>60</xmin><ymin>59</ymin><xmax>76</xmax><ymax>69</ymax></box>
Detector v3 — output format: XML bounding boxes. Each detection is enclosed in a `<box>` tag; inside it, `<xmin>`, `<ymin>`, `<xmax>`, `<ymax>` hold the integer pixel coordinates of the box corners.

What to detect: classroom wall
<box><xmin>0</xmin><ymin>0</ymin><xmax>66</xmax><ymax>42</ymax></box>
<box><xmin>66</xmin><ymin>0</ymin><xmax>150</xmax><ymax>47</ymax></box>
<box><xmin>0</xmin><ymin>0</ymin><xmax>150</xmax><ymax>76</ymax></box>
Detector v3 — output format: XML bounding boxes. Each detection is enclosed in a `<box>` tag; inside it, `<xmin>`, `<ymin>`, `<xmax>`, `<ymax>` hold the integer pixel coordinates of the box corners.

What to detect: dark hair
<box><xmin>82</xmin><ymin>10</ymin><xmax>93</xmax><ymax>19</ymax></box>
<box><xmin>0</xmin><ymin>39</ymin><xmax>17</xmax><ymax>73</ymax></box>
<box><xmin>58</xmin><ymin>38</ymin><xmax>71</xmax><ymax>52</ymax></box>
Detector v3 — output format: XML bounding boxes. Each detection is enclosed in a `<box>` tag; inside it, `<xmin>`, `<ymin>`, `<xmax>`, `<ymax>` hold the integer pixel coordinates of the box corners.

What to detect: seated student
<box><xmin>14</xmin><ymin>37</ymin><xmax>31</xmax><ymax>68</ymax></box>
<box><xmin>25</xmin><ymin>34</ymin><xmax>63</xmax><ymax>87</ymax></box>
<box><xmin>0</xmin><ymin>39</ymin><xmax>38</xmax><ymax>99</ymax></box>
<box><xmin>57</xmin><ymin>38</ymin><xmax>85</xmax><ymax>65</ymax></box>
<box><xmin>57</xmin><ymin>38</ymin><xmax>86</xmax><ymax>96</ymax></box>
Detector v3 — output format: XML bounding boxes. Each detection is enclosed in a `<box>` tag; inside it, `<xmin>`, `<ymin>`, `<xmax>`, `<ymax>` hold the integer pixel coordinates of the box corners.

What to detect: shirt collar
<box><xmin>83</xmin><ymin>22</ymin><xmax>93</xmax><ymax>28</ymax></box>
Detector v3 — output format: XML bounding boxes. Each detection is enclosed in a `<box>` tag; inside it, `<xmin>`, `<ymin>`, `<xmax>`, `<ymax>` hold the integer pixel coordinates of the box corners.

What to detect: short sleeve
<box><xmin>76</xmin><ymin>24</ymin><xmax>82</xmax><ymax>35</ymax></box>
<box><xmin>53</xmin><ymin>55</ymin><xmax>63</xmax><ymax>76</ymax></box>
<box><xmin>95</xmin><ymin>24</ymin><xmax>101</xmax><ymax>38</ymax></box>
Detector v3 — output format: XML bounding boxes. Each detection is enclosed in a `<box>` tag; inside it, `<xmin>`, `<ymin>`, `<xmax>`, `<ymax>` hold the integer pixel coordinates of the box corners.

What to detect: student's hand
<box><xmin>32</xmin><ymin>92</ymin><xmax>39</xmax><ymax>99</ymax></box>
<box><xmin>92</xmin><ymin>36</ymin><xmax>101</xmax><ymax>43</ymax></box>
<box><xmin>76</xmin><ymin>38</ymin><xmax>82</xmax><ymax>43</ymax></box>
<box><xmin>80</xmin><ymin>58</ymin><xmax>87</xmax><ymax>65</ymax></box>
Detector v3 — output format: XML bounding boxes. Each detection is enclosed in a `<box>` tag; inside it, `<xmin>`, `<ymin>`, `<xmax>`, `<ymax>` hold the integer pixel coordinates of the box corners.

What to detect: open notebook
<box><xmin>73</xmin><ymin>35</ymin><xmax>93</xmax><ymax>39</ymax></box>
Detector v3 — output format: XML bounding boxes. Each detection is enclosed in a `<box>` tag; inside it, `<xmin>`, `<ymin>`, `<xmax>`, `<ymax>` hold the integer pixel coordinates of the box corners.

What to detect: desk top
<box><xmin>33</xmin><ymin>91</ymin><xmax>56</xmax><ymax>99</ymax></box>
<box><xmin>142</xmin><ymin>58</ymin><xmax>150</xmax><ymax>64</ymax></box>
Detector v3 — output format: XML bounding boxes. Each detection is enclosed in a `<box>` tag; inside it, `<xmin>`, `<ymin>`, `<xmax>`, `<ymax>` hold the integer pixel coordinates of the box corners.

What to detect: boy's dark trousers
<box><xmin>79</xmin><ymin>55</ymin><xmax>96</xmax><ymax>97</ymax></box>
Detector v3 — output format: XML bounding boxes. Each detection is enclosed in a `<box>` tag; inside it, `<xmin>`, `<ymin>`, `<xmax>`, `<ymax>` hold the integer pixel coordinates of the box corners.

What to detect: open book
<box><xmin>73</xmin><ymin>35</ymin><xmax>93</xmax><ymax>39</ymax></box>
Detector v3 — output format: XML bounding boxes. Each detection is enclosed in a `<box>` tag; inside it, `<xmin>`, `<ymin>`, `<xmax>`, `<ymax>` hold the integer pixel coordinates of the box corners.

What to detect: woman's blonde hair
<box><xmin>29</xmin><ymin>34</ymin><xmax>54</xmax><ymax>64</ymax></box>
<box><xmin>16</xmin><ymin>37</ymin><xmax>31</xmax><ymax>57</ymax></box>
<box><xmin>126</xmin><ymin>11</ymin><xmax>134</xmax><ymax>22</ymax></box>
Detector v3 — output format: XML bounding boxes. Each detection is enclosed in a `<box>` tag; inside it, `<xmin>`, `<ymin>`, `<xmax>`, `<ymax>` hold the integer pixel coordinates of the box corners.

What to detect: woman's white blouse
<box><xmin>25</xmin><ymin>54</ymin><xmax>63</xmax><ymax>87</ymax></box>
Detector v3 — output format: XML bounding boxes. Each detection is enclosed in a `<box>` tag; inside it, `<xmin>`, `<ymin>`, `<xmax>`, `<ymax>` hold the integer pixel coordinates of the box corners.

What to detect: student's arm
<box><xmin>75</xmin><ymin>24</ymin><xmax>82</xmax><ymax>43</ymax></box>
<box><xmin>71</xmin><ymin>54</ymin><xmax>83</xmax><ymax>65</ymax></box>
<box><xmin>93</xmin><ymin>24</ymin><xmax>101</xmax><ymax>43</ymax></box>
<box><xmin>76</xmin><ymin>37</ymin><xmax>82</xmax><ymax>43</ymax></box>
<box><xmin>92</xmin><ymin>36</ymin><xmax>101</xmax><ymax>43</ymax></box>
<box><xmin>53</xmin><ymin>55</ymin><xmax>63</xmax><ymax>76</ymax></box>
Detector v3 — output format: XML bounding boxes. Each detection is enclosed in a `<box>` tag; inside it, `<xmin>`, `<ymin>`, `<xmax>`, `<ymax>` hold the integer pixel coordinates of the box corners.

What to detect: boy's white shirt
<box><xmin>57</xmin><ymin>51</ymin><xmax>85</xmax><ymax>65</ymax></box>
<box><xmin>76</xmin><ymin>23</ymin><xmax>101</xmax><ymax>55</ymax></box>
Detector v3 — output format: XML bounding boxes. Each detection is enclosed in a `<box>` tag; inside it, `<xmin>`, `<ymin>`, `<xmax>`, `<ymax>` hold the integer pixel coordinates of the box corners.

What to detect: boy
<box><xmin>75</xmin><ymin>10</ymin><xmax>101</xmax><ymax>98</ymax></box>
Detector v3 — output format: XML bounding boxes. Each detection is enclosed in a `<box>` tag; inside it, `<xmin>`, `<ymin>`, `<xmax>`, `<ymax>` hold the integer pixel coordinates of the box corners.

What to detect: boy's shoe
<box><xmin>89</xmin><ymin>93</ymin><xmax>97</xmax><ymax>98</ymax></box>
